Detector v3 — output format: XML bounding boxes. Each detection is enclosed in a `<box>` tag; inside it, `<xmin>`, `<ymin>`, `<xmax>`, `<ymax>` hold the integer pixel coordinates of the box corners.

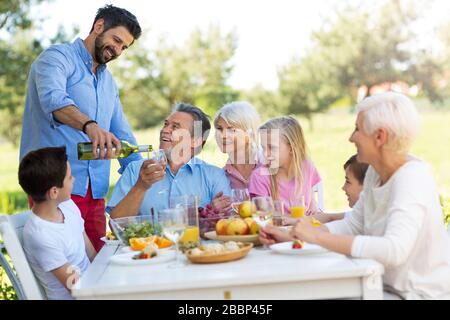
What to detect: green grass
<box><xmin>1</xmin><ymin>109</ymin><xmax>449</xmax><ymax>212</ymax></box>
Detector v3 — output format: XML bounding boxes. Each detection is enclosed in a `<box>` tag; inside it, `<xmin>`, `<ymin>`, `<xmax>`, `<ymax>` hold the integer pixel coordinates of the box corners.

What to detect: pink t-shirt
<box><xmin>248</xmin><ymin>160</ymin><xmax>321</xmax><ymax>214</ymax></box>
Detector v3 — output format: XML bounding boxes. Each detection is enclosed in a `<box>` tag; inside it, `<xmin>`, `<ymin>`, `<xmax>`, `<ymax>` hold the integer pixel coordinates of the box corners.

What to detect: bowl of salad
<box><xmin>109</xmin><ymin>215</ymin><xmax>162</xmax><ymax>246</ymax></box>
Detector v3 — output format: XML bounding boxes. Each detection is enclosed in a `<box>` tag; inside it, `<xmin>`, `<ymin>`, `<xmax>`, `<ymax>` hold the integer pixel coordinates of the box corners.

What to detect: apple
<box><xmin>239</xmin><ymin>201</ymin><xmax>256</xmax><ymax>218</ymax></box>
<box><xmin>244</xmin><ymin>217</ymin><xmax>259</xmax><ymax>235</ymax></box>
<box><xmin>226</xmin><ymin>218</ymin><xmax>249</xmax><ymax>236</ymax></box>
<box><xmin>215</xmin><ymin>219</ymin><xmax>229</xmax><ymax>235</ymax></box>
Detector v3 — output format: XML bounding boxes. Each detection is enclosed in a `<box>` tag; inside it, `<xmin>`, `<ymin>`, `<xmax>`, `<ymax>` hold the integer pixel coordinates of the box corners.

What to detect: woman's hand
<box><xmin>211</xmin><ymin>192</ymin><xmax>232</xmax><ymax>213</ymax></box>
<box><xmin>259</xmin><ymin>224</ymin><xmax>293</xmax><ymax>246</ymax></box>
<box><xmin>290</xmin><ymin>217</ymin><xmax>324</xmax><ymax>244</ymax></box>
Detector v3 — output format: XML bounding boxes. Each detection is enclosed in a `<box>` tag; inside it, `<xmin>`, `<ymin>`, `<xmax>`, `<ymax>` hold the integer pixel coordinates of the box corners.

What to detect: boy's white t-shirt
<box><xmin>23</xmin><ymin>199</ymin><xmax>90</xmax><ymax>300</ymax></box>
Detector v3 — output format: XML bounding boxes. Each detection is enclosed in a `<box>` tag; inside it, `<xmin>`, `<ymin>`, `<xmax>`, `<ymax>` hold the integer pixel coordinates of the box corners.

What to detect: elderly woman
<box><xmin>214</xmin><ymin>101</ymin><xmax>261</xmax><ymax>189</ymax></box>
<box><xmin>260</xmin><ymin>92</ymin><xmax>450</xmax><ymax>299</ymax></box>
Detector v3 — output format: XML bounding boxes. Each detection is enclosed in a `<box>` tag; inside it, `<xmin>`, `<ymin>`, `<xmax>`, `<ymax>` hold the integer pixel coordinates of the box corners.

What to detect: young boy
<box><xmin>18</xmin><ymin>147</ymin><xmax>96</xmax><ymax>300</ymax></box>
<box><xmin>313</xmin><ymin>154</ymin><xmax>369</xmax><ymax>222</ymax></box>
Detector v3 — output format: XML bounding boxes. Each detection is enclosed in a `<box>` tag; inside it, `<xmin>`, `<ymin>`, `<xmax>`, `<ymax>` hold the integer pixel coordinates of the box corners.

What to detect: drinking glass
<box><xmin>151</xmin><ymin>149</ymin><xmax>168</xmax><ymax>195</ymax></box>
<box><xmin>231</xmin><ymin>188</ymin><xmax>250</xmax><ymax>214</ymax></box>
<box><xmin>158</xmin><ymin>207</ymin><xmax>188</xmax><ymax>268</ymax></box>
<box><xmin>272</xmin><ymin>200</ymin><xmax>285</xmax><ymax>226</ymax></box>
<box><xmin>170</xmin><ymin>195</ymin><xmax>200</xmax><ymax>251</ymax></box>
<box><xmin>290</xmin><ymin>195</ymin><xmax>305</xmax><ymax>219</ymax></box>
<box><xmin>251</xmin><ymin>196</ymin><xmax>274</xmax><ymax>228</ymax></box>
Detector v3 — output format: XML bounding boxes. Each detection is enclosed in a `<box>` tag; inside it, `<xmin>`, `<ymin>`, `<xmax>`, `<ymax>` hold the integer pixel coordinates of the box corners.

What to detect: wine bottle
<box><xmin>77</xmin><ymin>140</ymin><xmax>153</xmax><ymax>160</ymax></box>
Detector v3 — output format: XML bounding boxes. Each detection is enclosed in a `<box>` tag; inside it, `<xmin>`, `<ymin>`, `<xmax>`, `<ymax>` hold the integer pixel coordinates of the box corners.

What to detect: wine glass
<box><xmin>231</xmin><ymin>188</ymin><xmax>250</xmax><ymax>214</ymax></box>
<box><xmin>251</xmin><ymin>196</ymin><xmax>274</xmax><ymax>228</ymax></box>
<box><xmin>158</xmin><ymin>207</ymin><xmax>188</xmax><ymax>268</ymax></box>
<box><xmin>272</xmin><ymin>200</ymin><xmax>285</xmax><ymax>226</ymax></box>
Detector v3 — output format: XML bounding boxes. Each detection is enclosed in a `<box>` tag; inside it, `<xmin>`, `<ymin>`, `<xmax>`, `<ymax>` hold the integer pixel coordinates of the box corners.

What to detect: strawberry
<box><xmin>292</xmin><ymin>240</ymin><xmax>304</xmax><ymax>249</ymax></box>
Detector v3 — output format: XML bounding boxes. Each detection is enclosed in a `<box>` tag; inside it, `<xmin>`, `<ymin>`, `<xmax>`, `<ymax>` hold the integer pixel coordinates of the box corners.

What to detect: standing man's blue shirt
<box><xmin>20</xmin><ymin>38</ymin><xmax>140</xmax><ymax>199</ymax></box>
<box><xmin>107</xmin><ymin>157</ymin><xmax>232</xmax><ymax>216</ymax></box>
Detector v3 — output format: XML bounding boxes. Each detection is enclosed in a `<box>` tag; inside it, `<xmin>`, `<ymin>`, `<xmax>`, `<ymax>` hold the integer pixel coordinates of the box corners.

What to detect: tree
<box><xmin>0</xmin><ymin>0</ymin><xmax>48</xmax><ymax>145</ymax></box>
<box><xmin>278</xmin><ymin>52</ymin><xmax>343</xmax><ymax>129</ymax></box>
<box><xmin>277</xmin><ymin>0</ymin><xmax>446</xmax><ymax>118</ymax></box>
<box><xmin>0</xmin><ymin>0</ymin><xmax>79</xmax><ymax>145</ymax></box>
<box><xmin>0</xmin><ymin>0</ymin><xmax>47</xmax><ymax>32</ymax></box>
<box><xmin>111</xmin><ymin>25</ymin><xmax>239</xmax><ymax>129</ymax></box>
<box><xmin>240</xmin><ymin>84</ymin><xmax>282</xmax><ymax>121</ymax></box>
<box><xmin>437</xmin><ymin>21</ymin><xmax>450</xmax><ymax>97</ymax></box>
<box><xmin>0</xmin><ymin>32</ymin><xmax>44</xmax><ymax>144</ymax></box>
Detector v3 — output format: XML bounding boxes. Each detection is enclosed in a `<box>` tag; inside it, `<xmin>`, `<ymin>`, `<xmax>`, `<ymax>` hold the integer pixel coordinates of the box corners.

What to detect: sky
<box><xmin>30</xmin><ymin>0</ymin><xmax>450</xmax><ymax>90</ymax></box>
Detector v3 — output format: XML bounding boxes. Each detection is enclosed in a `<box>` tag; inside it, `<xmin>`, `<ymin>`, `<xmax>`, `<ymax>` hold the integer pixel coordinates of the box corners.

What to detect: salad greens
<box><xmin>120</xmin><ymin>221</ymin><xmax>162</xmax><ymax>243</ymax></box>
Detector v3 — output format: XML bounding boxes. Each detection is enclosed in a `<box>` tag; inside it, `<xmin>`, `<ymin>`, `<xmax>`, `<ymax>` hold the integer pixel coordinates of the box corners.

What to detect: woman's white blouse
<box><xmin>326</xmin><ymin>157</ymin><xmax>450</xmax><ymax>299</ymax></box>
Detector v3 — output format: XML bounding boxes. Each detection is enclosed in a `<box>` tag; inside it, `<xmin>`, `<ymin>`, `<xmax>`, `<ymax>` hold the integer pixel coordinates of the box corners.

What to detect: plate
<box><xmin>119</xmin><ymin>245</ymin><xmax>174</xmax><ymax>254</ymax></box>
<box><xmin>186</xmin><ymin>243</ymin><xmax>253</xmax><ymax>264</ymax></box>
<box><xmin>204</xmin><ymin>231</ymin><xmax>260</xmax><ymax>245</ymax></box>
<box><xmin>269</xmin><ymin>241</ymin><xmax>328</xmax><ymax>255</ymax></box>
<box><xmin>100</xmin><ymin>236</ymin><xmax>121</xmax><ymax>246</ymax></box>
<box><xmin>109</xmin><ymin>250</ymin><xmax>176</xmax><ymax>266</ymax></box>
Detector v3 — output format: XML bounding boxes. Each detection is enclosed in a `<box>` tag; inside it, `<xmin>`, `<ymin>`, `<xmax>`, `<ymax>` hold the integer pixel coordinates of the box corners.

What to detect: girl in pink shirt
<box><xmin>248</xmin><ymin>116</ymin><xmax>321</xmax><ymax>215</ymax></box>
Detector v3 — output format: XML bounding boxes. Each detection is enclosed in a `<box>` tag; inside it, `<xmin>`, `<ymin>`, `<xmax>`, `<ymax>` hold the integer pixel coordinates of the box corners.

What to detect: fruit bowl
<box><xmin>203</xmin><ymin>231</ymin><xmax>260</xmax><ymax>245</ymax></box>
<box><xmin>198</xmin><ymin>206</ymin><xmax>234</xmax><ymax>239</ymax></box>
<box><xmin>186</xmin><ymin>242</ymin><xmax>253</xmax><ymax>264</ymax></box>
<box><xmin>109</xmin><ymin>215</ymin><xmax>162</xmax><ymax>246</ymax></box>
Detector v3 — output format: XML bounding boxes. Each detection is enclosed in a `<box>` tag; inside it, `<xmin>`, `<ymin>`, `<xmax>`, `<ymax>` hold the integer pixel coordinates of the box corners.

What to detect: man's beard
<box><xmin>94</xmin><ymin>33</ymin><xmax>117</xmax><ymax>65</ymax></box>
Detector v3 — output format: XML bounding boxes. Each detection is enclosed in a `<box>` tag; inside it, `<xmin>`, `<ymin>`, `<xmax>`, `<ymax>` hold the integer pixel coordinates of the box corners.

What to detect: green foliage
<box><xmin>0</xmin><ymin>0</ymin><xmax>77</xmax><ymax>146</ymax></box>
<box><xmin>0</xmin><ymin>248</ymin><xmax>18</xmax><ymax>300</ymax></box>
<box><xmin>0</xmin><ymin>32</ymin><xmax>44</xmax><ymax>145</ymax></box>
<box><xmin>276</xmin><ymin>0</ymin><xmax>447</xmax><ymax>117</ymax></box>
<box><xmin>0</xmin><ymin>191</ymin><xmax>28</xmax><ymax>215</ymax></box>
<box><xmin>0</xmin><ymin>0</ymin><xmax>47</xmax><ymax>146</ymax></box>
<box><xmin>0</xmin><ymin>0</ymin><xmax>47</xmax><ymax>32</ymax></box>
<box><xmin>240</xmin><ymin>85</ymin><xmax>283</xmax><ymax>121</ymax></box>
<box><xmin>111</xmin><ymin>25</ymin><xmax>239</xmax><ymax>128</ymax></box>
<box><xmin>278</xmin><ymin>53</ymin><xmax>342</xmax><ymax>122</ymax></box>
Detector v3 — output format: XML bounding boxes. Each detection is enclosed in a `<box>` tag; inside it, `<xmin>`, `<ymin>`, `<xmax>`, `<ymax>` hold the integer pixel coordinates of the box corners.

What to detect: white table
<box><xmin>72</xmin><ymin>244</ymin><xmax>384</xmax><ymax>300</ymax></box>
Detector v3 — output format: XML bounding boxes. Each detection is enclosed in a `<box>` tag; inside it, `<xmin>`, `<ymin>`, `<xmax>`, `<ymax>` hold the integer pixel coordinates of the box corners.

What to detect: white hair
<box><xmin>356</xmin><ymin>92</ymin><xmax>420</xmax><ymax>154</ymax></box>
<box><xmin>214</xmin><ymin>101</ymin><xmax>261</xmax><ymax>157</ymax></box>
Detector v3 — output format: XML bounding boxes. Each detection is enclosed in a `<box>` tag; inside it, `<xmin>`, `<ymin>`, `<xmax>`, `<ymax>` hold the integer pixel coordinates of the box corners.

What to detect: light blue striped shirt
<box><xmin>20</xmin><ymin>38</ymin><xmax>140</xmax><ymax>199</ymax></box>
<box><xmin>107</xmin><ymin>157</ymin><xmax>232</xmax><ymax>216</ymax></box>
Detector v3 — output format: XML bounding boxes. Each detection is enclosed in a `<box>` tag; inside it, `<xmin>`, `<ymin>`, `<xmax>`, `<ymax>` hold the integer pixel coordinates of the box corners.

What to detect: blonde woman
<box><xmin>248</xmin><ymin>116</ymin><xmax>321</xmax><ymax>215</ymax></box>
<box><xmin>214</xmin><ymin>101</ymin><xmax>262</xmax><ymax>189</ymax></box>
<box><xmin>260</xmin><ymin>92</ymin><xmax>450</xmax><ymax>299</ymax></box>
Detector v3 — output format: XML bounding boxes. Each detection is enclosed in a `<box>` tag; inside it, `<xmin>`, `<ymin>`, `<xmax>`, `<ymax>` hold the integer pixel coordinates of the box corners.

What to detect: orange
<box><xmin>157</xmin><ymin>237</ymin><xmax>173</xmax><ymax>249</ymax></box>
<box><xmin>129</xmin><ymin>236</ymin><xmax>157</xmax><ymax>251</ymax></box>
<box><xmin>311</xmin><ymin>218</ymin><xmax>322</xmax><ymax>227</ymax></box>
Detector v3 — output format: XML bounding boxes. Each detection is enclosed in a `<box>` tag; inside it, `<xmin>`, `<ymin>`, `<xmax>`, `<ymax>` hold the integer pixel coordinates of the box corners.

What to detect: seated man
<box><xmin>108</xmin><ymin>103</ymin><xmax>232</xmax><ymax>218</ymax></box>
<box><xmin>19</xmin><ymin>147</ymin><xmax>96</xmax><ymax>300</ymax></box>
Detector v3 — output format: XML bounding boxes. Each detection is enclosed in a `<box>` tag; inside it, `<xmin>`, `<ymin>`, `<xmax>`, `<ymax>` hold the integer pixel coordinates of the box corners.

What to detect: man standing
<box><xmin>20</xmin><ymin>5</ymin><xmax>142</xmax><ymax>252</ymax></box>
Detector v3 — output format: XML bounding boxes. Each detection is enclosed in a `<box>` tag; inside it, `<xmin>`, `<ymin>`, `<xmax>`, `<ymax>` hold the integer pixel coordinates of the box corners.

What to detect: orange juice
<box><xmin>290</xmin><ymin>206</ymin><xmax>305</xmax><ymax>218</ymax></box>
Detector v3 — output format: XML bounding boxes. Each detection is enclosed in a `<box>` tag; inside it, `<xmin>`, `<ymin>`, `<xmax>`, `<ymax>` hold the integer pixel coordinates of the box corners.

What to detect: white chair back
<box><xmin>0</xmin><ymin>212</ymin><xmax>45</xmax><ymax>300</ymax></box>
<box><xmin>313</xmin><ymin>181</ymin><xmax>325</xmax><ymax>211</ymax></box>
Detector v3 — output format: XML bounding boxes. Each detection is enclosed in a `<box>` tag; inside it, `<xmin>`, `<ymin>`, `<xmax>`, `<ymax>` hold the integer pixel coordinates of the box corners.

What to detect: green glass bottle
<box><xmin>77</xmin><ymin>140</ymin><xmax>153</xmax><ymax>160</ymax></box>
